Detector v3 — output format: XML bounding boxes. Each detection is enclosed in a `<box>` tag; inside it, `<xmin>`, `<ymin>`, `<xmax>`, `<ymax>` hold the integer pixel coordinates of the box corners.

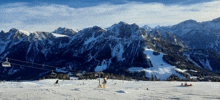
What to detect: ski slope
<box><xmin>0</xmin><ymin>79</ymin><xmax>220</xmax><ymax>100</ymax></box>
<box><xmin>129</xmin><ymin>48</ymin><xmax>182</xmax><ymax>80</ymax></box>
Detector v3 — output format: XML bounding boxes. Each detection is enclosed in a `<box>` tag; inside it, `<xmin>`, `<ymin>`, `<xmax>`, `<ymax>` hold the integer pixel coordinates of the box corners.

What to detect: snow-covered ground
<box><xmin>0</xmin><ymin>79</ymin><xmax>220</xmax><ymax>100</ymax></box>
<box><xmin>129</xmin><ymin>48</ymin><xmax>182</xmax><ymax>80</ymax></box>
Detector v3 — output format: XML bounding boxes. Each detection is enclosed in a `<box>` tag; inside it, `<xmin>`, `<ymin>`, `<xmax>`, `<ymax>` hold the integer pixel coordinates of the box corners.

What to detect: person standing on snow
<box><xmin>54</xmin><ymin>80</ymin><xmax>59</xmax><ymax>85</ymax></box>
<box><xmin>103</xmin><ymin>77</ymin><xmax>107</xmax><ymax>85</ymax></box>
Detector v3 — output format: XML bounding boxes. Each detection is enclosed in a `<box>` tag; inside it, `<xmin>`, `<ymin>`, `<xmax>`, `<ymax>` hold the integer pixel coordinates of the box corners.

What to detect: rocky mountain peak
<box><xmin>110</xmin><ymin>21</ymin><xmax>140</xmax><ymax>29</ymax></box>
<box><xmin>177</xmin><ymin>19</ymin><xmax>199</xmax><ymax>27</ymax></box>
<box><xmin>155</xmin><ymin>25</ymin><xmax>162</xmax><ymax>29</ymax></box>
<box><xmin>131</xmin><ymin>23</ymin><xmax>139</xmax><ymax>28</ymax></box>
<box><xmin>53</xmin><ymin>27</ymin><xmax>77</xmax><ymax>36</ymax></box>
<box><xmin>211</xmin><ymin>17</ymin><xmax>220</xmax><ymax>23</ymax></box>
<box><xmin>0</xmin><ymin>30</ymin><xmax>7</xmax><ymax>33</ymax></box>
<box><xmin>182</xmin><ymin>19</ymin><xmax>198</xmax><ymax>24</ymax></box>
<box><xmin>9</xmin><ymin>28</ymin><xmax>19</xmax><ymax>33</ymax></box>
<box><xmin>105</xmin><ymin>21</ymin><xmax>143</xmax><ymax>39</ymax></box>
<box><xmin>90</xmin><ymin>26</ymin><xmax>105</xmax><ymax>31</ymax></box>
<box><xmin>56</xmin><ymin>27</ymin><xmax>68</xmax><ymax>31</ymax></box>
<box><xmin>142</xmin><ymin>25</ymin><xmax>152</xmax><ymax>29</ymax></box>
<box><xmin>171</xmin><ymin>19</ymin><xmax>201</xmax><ymax>30</ymax></box>
<box><xmin>108</xmin><ymin>21</ymin><xmax>129</xmax><ymax>30</ymax></box>
<box><xmin>81</xmin><ymin>25</ymin><xmax>105</xmax><ymax>33</ymax></box>
<box><xmin>118</xmin><ymin>21</ymin><xmax>128</xmax><ymax>25</ymax></box>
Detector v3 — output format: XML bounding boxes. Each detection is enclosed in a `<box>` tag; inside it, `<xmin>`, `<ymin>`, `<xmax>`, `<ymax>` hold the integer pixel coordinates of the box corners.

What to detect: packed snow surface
<box><xmin>129</xmin><ymin>48</ymin><xmax>181</xmax><ymax>80</ymax></box>
<box><xmin>0</xmin><ymin>79</ymin><xmax>220</xmax><ymax>100</ymax></box>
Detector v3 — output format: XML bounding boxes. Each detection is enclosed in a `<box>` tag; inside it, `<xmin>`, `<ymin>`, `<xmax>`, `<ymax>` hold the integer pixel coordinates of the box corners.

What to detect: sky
<box><xmin>0</xmin><ymin>0</ymin><xmax>220</xmax><ymax>32</ymax></box>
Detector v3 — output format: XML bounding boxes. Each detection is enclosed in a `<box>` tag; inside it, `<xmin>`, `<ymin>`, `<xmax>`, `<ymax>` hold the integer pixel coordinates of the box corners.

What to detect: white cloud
<box><xmin>0</xmin><ymin>1</ymin><xmax>220</xmax><ymax>32</ymax></box>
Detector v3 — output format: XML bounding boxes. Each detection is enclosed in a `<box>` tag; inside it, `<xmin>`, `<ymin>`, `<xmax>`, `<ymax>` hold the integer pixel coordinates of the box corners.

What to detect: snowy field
<box><xmin>0</xmin><ymin>78</ymin><xmax>220</xmax><ymax>100</ymax></box>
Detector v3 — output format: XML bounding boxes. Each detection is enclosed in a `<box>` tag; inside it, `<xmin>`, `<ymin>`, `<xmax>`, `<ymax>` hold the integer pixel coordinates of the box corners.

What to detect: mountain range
<box><xmin>0</xmin><ymin>18</ymin><xmax>220</xmax><ymax>80</ymax></box>
<box><xmin>143</xmin><ymin>18</ymin><xmax>220</xmax><ymax>72</ymax></box>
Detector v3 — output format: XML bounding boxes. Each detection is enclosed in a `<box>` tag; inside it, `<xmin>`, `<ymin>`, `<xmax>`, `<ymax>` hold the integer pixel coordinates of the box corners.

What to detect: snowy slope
<box><xmin>94</xmin><ymin>60</ymin><xmax>108</xmax><ymax>72</ymax></box>
<box><xmin>0</xmin><ymin>79</ymin><xmax>220</xmax><ymax>100</ymax></box>
<box><xmin>129</xmin><ymin>47</ymin><xmax>182</xmax><ymax>80</ymax></box>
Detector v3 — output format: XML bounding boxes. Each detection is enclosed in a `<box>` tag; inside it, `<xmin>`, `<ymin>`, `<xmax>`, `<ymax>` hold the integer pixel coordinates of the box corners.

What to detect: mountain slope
<box><xmin>0</xmin><ymin>21</ymin><xmax>219</xmax><ymax>80</ymax></box>
<box><xmin>144</xmin><ymin>17</ymin><xmax>220</xmax><ymax>72</ymax></box>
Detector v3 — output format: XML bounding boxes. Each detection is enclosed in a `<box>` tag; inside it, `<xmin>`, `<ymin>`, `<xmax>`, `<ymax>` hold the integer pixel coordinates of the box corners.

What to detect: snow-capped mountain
<box><xmin>142</xmin><ymin>25</ymin><xmax>152</xmax><ymax>32</ymax></box>
<box><xmin>144</xmin><ymin>17</ymin><xmax>220</xmax><ymax>72</ymax></box>
<box><xmin>202</xmin><ymin>17</ymin><xmax>220</xmax><ymax>32</ymax></box>
<box><xmin>154</xmin><ymin>25</ymin><xmax>163</xmax><ymax>29</ymax></box>
<box><xmin>52</xmin><ymin>27</ymin><xmax>78</xmax><ymax>36</ymax></box>
<box><xmin>0</xmin><ymin>21</ymin><xmax>219</xmax><ymax>80</ymax></box>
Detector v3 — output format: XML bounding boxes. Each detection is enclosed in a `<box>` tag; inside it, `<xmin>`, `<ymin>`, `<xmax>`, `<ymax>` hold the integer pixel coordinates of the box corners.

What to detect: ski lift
<box><xmin>76</xmin><ymin>73</ymin><xmax>82</xmax><ymax>77</ymax></box>
<box><xmin>51</xmin><ymin>70</ymin><xmax>57</xmax><ymax>77</ymax></box>
<box><xmin>2</xmin><ymin>57</ymin><xmax>11</xmax><ymax>67</ymax></box>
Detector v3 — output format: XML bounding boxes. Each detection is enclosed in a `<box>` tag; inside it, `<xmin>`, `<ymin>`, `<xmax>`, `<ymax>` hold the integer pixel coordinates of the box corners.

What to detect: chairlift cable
<box><xmin>10</xmin><ymin>62</ymin><xmax>51</xmax><ymax>71</ymax></box>
<box><xmin>3</xmin><ymin>60</ymin><xmax>130</xmax><ymax>79</ymax></box>
<box><xmin>2</xmin><ymin>61</ymin><xmax>76</xmax><ymax>75</ymax></box>
<box><xmin>4</xmin><ymin>61</ymin><xmax>78</xmax><ymax>73</ymax></box>
<box><xmin>0</xmin><ymin>56</ymin><xmax>130</xmax><ymax>77</ymax></box>
<box><xmin>0</xmin><ymin>56</ymin><xmax>79</xmax><ymax>72</ymax></box>
<box><xmin>7</xmin><ymin>57</ymin><xmax>68</xmax><ymax>69</ymax></box>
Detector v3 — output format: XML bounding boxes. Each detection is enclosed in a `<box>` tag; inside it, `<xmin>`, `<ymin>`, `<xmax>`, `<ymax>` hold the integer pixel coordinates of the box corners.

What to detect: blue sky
<box><xmin>0</xmin><ymin>0</ymin><xmax>219</xmax><ymax>32</ymax></box>
<box><xmin>0</xmin><ymin>0</ymin><xmax>214</xmax><ymax>8</ymax></box>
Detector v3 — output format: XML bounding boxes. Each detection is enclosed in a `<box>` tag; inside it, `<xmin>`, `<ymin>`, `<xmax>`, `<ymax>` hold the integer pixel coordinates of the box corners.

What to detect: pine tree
<box><xmin>154</xmin><ymin>75</ymin><xmax>158</xmax><ymax>81</ymax></box>
<box><xmin>151</xmin><ymin>73</ymin><xmax>154</xmax><ymax>80</ymax></box>
<box><xmin>140</xmin><ymin>71</ymin><xmax>146</xmax><ymax>78</ymax></box>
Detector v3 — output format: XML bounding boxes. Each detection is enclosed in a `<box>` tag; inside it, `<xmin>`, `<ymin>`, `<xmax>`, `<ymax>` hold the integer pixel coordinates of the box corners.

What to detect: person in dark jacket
<box><xmin>103</xmin><ymin>78</ymin><xmax>107</xmax><ymax>85</ymax></box>
<box><xmin>54</xmin><ymin>80</ymin><xmax>59</xmax><ymax>85</ymax></box>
